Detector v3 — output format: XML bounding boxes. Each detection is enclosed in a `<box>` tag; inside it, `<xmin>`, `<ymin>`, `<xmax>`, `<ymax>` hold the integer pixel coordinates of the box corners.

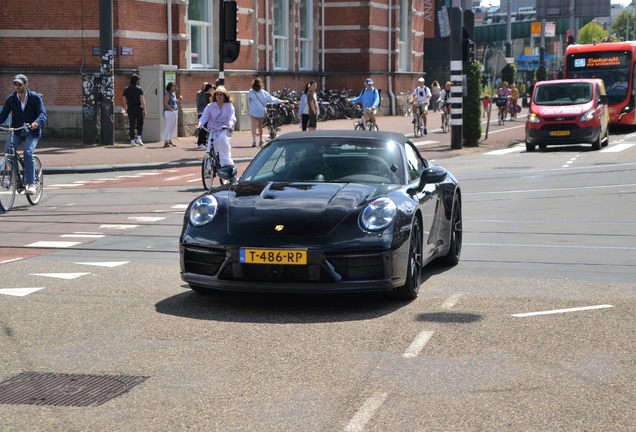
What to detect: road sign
<box><xmin>531</xmin><ymin>21</ymin><xmax>542</xmax><ymax>37</ymax></box>
<box><xmin>545</xmin><ymin>22</ymin><xmax>556</xmax><ymax>37</ymax></box>
<box><xmin>488</xmin><ymin>50</ymin><xmax>508</xmax><ymax>75</ymax></box>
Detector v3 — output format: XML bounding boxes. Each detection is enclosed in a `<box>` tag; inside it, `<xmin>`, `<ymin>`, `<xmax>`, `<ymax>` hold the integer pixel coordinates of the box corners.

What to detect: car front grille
<box><xmin>182</xmin><ymin>246</ymin><xmax>226</xmax><ymax>276</ymax></box>
<box><xmin>219</xmin><ymin>262</ymin><xmax>334</xmax><ymax>283</ymax></box>
<box><xmin>325</xmin><ymin>251</ymin><xmax>391</xmax><ymax>280</ymax></box>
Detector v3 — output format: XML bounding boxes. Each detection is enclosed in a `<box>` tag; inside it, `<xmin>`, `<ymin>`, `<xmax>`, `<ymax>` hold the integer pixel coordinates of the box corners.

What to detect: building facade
<box><xmin>0</xmin><ymin>0</ymin><xmax>444</xmax><ymax>141</ymax></box>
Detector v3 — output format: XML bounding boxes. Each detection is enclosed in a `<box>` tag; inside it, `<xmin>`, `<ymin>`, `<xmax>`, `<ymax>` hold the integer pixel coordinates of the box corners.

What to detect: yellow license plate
<box><xmin>550</xmin><ymin>130</ymin><xmax>570</xmax><ymax>136</ymax></box>
<box><xmin>240</xmin><ymin>248</ymin><xmax>307</xmax><ymax>265</ymax></box>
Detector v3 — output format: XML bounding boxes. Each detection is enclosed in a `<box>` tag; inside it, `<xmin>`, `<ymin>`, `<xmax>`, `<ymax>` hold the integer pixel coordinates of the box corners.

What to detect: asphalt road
<box><xmin>0</xmin><ymin>130</ymin><xmax>635</xmax><ymax>430</ymax></box>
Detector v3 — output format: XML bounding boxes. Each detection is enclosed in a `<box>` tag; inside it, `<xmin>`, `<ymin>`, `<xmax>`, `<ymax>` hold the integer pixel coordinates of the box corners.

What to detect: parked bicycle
<box><xmin>199</xmin><ymin>126</ymin><xmax>236</xmax><ymax>190</ymax></box>
<box><xmin>0</xmin><ymin>124</ymin><xmax>44</xmax><ymax>212</ymax></box>
<box><xmin>439</xmin><ymin>100</ymin><xmax>450</xmax><ymax>133</ymax></box>
<box><xmin>264</xmin><ymin>104</ymin><xmax>281</xmax><ymax>141</ymax></box>
<box><xmin>413</xmin><ymin>102</ymin><xmax>428</xmax><ymax>137</ymax></box>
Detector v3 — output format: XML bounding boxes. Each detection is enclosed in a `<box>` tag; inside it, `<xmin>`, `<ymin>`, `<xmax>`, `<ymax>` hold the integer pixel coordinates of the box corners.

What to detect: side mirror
<box><xmin>600</xmin><ymin>95</ymin><xmax>608</xmax><ymax>105</ymax></box>
<box><xmin>217</xmin><ymin>165</ymin><xmax>238</xmax><ymax>184</ymax></box>
<box><xmin>411</xmin><ymin>166</ymin><xmax>447</xmax><ymax>193</ymax></box>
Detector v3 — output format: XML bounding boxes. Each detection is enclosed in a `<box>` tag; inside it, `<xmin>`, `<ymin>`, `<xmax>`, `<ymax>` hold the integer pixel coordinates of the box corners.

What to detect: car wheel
<box><xmin>602</xmin><ymin>125</ymin><xmax>610</xmax><ymax>147</ymax></box>
<box><xmin>395</xmin><ymin>219</ymin><xmax>422</xmax><ymax>300</ymax></box>
<box><xmin>441</xmin><ymin>193</ymin><xmax>462</xmax><ymax>266</ymax></box>
<box><xmin>592</xmin><ymin>132</ymin><xmax>602</xmax><ymax>150</ymax></box>
<box><xmin>526</xmin><ymin>141</ymin><xmax>536</xmax><ymax>152</ymax></box>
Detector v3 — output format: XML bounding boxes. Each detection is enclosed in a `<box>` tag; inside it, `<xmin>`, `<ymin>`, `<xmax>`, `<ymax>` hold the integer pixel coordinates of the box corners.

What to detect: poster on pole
<box><xmin>545</xmin><ymin>22</ymin><xmax>556</xmax><ymax>37</ymax></box>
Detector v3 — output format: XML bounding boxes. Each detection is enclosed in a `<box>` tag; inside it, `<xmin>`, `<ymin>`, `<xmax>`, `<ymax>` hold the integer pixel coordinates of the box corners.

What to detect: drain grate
<box><xmin>0</xmin><ymin>372</ymin><xmax>148</xmax><ymax>407</ymax></box>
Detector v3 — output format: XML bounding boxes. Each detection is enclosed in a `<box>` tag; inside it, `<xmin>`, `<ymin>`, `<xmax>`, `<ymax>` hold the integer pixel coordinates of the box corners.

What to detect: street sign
<box><xmin>531</xmin><ymin>21</ymin><xmax>542</xmax><ymax>37</ymax></box>
<box><xmin>488</xmin><ymin>50</ymin><xmax>508</xmax><ymax>75</ymax></box>
<box><xmin>545</xmin><ymin>22</ymin><xmax>556</xmax><ymax>37</ymax></box>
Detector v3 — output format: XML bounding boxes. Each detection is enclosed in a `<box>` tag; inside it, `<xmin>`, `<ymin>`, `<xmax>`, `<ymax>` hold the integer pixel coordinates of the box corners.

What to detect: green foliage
<box><xmin>535</xmin><ymin>66</ymin><xmax>548</xmax><ymax>82</ymax></box>
<box><xmin>578</xmin><ymin>21</ymin><xmax>609</xmax><ymax>44</ymax></box>
<box><xmin>610</xmin><ymin>11</ymin><xmax>636</xmax><ymax>40</ymax></box>
<box><xmin>501</xmin><ymin>64</ymin><xmax>516</xmax><ymax>87</ymax></box>
<box><xmin>463</xmin><ymin>61</ymin><xmax>483</xmax><ymax>140</ymax></box>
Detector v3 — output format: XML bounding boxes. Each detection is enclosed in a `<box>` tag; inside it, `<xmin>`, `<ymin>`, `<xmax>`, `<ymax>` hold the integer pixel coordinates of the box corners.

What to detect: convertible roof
<box><xmin>274</xmin><ymin>130</ymin><xmax>408</xmax><ymax>144</ymax></box>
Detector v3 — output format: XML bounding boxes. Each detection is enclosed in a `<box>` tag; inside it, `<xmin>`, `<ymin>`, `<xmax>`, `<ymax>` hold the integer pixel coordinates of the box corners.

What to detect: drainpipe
<box><xmin>167</xmin><ymin>0</ymin><xmax>172</xmax><ymax>65</ymax></box>
<box><xmin>266</xmin><ymin>0</ymin><xmax>271</xmax><ymax>89</ymax></box>
<box><xmin>387</xmin><ymin>0</ymin><xmax>395</xmax><ymax>115</ymax></box>
<box><xmin>321</xmin><ymin>0</ymin><xmax>325</xmax><ymax>90</ymax></box>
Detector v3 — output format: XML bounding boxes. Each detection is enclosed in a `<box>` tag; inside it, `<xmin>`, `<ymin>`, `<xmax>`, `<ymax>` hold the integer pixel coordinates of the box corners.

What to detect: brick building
<box><xmin>0</xmin><ymin>0</ymin><xmax>437</xmax><ymax>141</ymax></box>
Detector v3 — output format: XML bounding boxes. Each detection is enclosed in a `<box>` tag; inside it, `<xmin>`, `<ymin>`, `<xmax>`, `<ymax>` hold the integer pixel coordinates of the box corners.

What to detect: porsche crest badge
<box><xmin>275</xmin><ymin>225</ymin><xmax>284</xmax><ymax>231</ymax></box>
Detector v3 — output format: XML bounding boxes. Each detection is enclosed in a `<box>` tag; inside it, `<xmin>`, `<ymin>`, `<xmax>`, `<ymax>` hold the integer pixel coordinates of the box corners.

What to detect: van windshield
<box><xmin>534</xmin><ymin>83</ymin><xmax>593</xmax><ymax>106</ymax></box>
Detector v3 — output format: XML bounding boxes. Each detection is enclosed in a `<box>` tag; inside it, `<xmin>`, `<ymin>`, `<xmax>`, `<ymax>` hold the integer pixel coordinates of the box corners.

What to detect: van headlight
<box><xmin>527</xmin><ymin>113</ymin><xmax>541</xmax><ymax>124</ymax></box>
<box><xmin>580</xmin><ymin>110</ymin><xmax>595</xmax><ymax>122</ymax></box>
<box><xmin>360</xmin><ymin>197</ymin><xmax>397</xmax><ymax>232</ymax></box>
<box><xmin>189</xmin><ymin>195</ymin><xmax>218</xmax><ymax>227</ymax></box>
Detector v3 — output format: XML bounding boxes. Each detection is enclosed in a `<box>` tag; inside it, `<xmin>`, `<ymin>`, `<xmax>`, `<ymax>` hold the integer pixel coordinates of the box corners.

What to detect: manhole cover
<box><xmin>0</xmin><ymin>373</ymin><xmax>147</xmax><ymax>407</ymax></box>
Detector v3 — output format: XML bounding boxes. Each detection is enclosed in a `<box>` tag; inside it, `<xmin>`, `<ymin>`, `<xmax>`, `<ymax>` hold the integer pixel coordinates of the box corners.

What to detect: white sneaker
<box><xmin>136</xmin><ymin>137</ymin><xmax>144</xmax><ymax>146</ymax></box>
<box><xmin>198</xmin><ymin>144</ymin><xmax>206</xmax><ymax>150</ymax></box>
<box><xmin>131</xmin><ymin>140</ymin><xmax>137</xmax><ymax>147</ymax></box>
<box><xmin>25</xmin><ymin>184</ymin><xmax>36</xmax><ymax>195</ymax></box>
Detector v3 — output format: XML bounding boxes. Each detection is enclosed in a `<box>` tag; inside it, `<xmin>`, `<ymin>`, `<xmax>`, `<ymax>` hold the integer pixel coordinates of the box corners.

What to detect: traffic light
<box><xmin>462</xmin><ymin>27</ymin><xmax>474</xmax><ymax>63</ymax></box>
<box><xmin>223</xmin><ymin>1</ymin><xmax>240</xmax><ymax>63</ymax></box>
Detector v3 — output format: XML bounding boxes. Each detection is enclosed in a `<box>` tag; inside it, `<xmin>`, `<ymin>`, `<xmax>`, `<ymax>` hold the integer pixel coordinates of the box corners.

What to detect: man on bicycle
<box><xmin>0</xmin><ymin>74</ymin><xmax>47</xmax><ymax>195</ymax></box>
<box><xmin>410</xmin><ymin>78</ymin><xmax>431</xmax><ymax>135</ymax></box>
<box><xmin>348</xmin><ymin>78</ymin><xmax>380</xmax><ymax>130</ymax></box>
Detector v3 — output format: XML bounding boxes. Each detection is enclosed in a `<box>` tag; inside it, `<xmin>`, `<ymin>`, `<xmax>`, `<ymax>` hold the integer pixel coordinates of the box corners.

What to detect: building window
<box><xmin>189</xmin><ymin>0</ymin><xmax>215</xmax><ymax>68</ymax></box>
<box><xmin>398</xmin><ymin>0</ymin><xmax>409</xmax><ymax>71</ymax></box>
<box><xmin>274</xmin><ymin>0</ymin><xmax>289</xmax><ymax>70</ymax></box>
<box><xmin>299</xmin><ymin>0</ymin><xmax>312</xmax><ymax>70</ymax></box>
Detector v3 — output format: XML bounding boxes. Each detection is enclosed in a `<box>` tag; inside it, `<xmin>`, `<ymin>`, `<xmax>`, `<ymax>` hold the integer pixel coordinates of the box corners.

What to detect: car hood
<box><xmin>224</xmin><ymin>182</ymin><xmax>390</xmax><ymax>236</ymax></box>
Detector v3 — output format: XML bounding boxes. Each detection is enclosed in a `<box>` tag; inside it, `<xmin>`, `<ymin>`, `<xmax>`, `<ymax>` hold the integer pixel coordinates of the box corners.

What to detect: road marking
<box><xmin>512</xmin><ymin>304</ymin><xmax>614</xmax><ymax>318</ymax></box>
<box><xmin>441</xmin><ymin>293</ymin><xmax>463</xmax><ymax>309</ymax></box>
<box><xmin>99</xmin><ymin>224</ymin><xmax>139</xmax><ymax>230</ymax></box>
<box><xmin>74</xmin><ymin>261</ymin><xmax>129</xmax><ymax>267</ymax></box>
<box><xmin>1</xmin><ymin>258</ymin><xmax>23</xmax><ymax>265</ymax></box>
<box><xmin>469</xmin><ymin>183</ymin><xmax>636</xmax><ymax>195</ymax></box>
<box><xmin>402</xmin><ymin>331</ymin><xmax>434</xmax><ymax>358</ymax></box>
<box><xmin>127</xmin><ymin>217</ymin><xmax>165</xmax><ymax>222</ymax></box>
<box><xmin>138</xmin><ymin>172</ymin><xmax>160</xmax><ymax>176</ymax></box>
<box><xmin>562</xmin><ymin>155</ymin><xmax>579</xmax><ymax>168</ymax></box>
<box><xmin>0</xmin><ymin>288</ymin><xmax>44</xmax><ymax>297</ymax></box>
<box><xmin>26</xmin><ymin>241</ymin><xmax>82</xmax><ymax>248</ymax></box>
<box><xmin>31</xmin><ymin>273</ymin><xmax>91</xmax><ymax>280</ymax></box>
<box><xmin>164</xmin><ymin>174</ymin><xmax>195</xmax><ymax>181</ymax></box>
<box><xmin>484</xmin><ymin>146</ymin><xmax>524</xmax><ymax>155</ymax></box>
<box><xmin>466</xmin><ymin>242</ymin><xmax>636</xmax><ymax>251</ymax></box>
<box><xmin>172</xmin><ymin>204</ymin><xmax>189</xmax><ymax>209</ymax></box>
<box><xmin>116</xmin><ymin>175</ymin><xmax>143</xmax><ymax>178</ymax></box>
<box><xmin>61</xmin><ymin>234</ymin><xmax>105</xmax><ymax>238</ymax></box>
<box><xmin>485</xmin><ymin>124</ymin><xmax>525</xmax><ymax>134</ymax></box>
<box><xmin>344</xmin><ymin>392</ymin><xmax>388</xmax><ymax>432</ymax></box>
<box><xmin>46</xmin><ymin>183</ymin><xmax>82</xmax><ymax>188</ymax></box>
<box><xmin>601</xmin><ymin>143</ymin><xmax>635</xmax><ymax>152</ymax></box>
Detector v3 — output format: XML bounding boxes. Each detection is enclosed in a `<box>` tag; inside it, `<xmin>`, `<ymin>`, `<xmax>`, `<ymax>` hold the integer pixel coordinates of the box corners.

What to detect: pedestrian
<box><xmin>248</xmin><ymin>77</ymin><xmax>286</xmax><ymax>147</ymax></box>
<box><xmin>196</xmin><ymin>82</ymin><xmax>214</xmax><ymax>149</ymax></box>
<box><xmin>0</xmin><ymin>74</ymin><xmax>47</xmax><ymax>195</ymax></box>
<box><xmin>306</xmin><ymin>81</ymin><xmax>319</xmax><ymax>131</ymax></box>
<box><xmin>430</xmin><ymin>80</ymin><xmax>441</xmax><ymax>112</ymax></box>
<box><xmin>198</xmin><ymin>86</ymin><xmax>236</xmax><ymax>168</ymax></box>
<box><xmin>123</xmin><ymin>74</ymin><xmax>146</xmax><ymax>147</ymax></box>
<box><xmin>299</xmin><ymin>82</ymin><xmax>310</xmax><ymax>131</ymax></box>
<box><xmin>163</xmin><ymin>82</ymin><xmax>182</xmax><ymax>147</ymax></box>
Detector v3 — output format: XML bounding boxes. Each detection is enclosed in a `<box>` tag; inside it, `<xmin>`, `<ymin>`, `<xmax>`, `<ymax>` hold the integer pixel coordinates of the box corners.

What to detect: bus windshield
<box><xmin>565</xmin><ymin>50</ymin><xmax>631</xmax><ymax>105</ymax></box>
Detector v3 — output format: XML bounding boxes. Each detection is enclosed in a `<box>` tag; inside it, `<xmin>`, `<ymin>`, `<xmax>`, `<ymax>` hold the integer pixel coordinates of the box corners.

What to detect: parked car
<box><xmin>180</xmin><ymin>131</ymin><xmax>462</xmax><ymax>300</ymax></box>
<box><xmin>525</xmin><ymin>78</ymin><xmax>610</xmax><ymax>151</ymax></box>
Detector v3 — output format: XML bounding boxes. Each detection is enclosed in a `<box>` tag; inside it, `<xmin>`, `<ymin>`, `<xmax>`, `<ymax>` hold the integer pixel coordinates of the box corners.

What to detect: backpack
<box><xmin>361</xmin><ymin>88</ymin><xmax>381</xmax><ymax>107</ymax></box>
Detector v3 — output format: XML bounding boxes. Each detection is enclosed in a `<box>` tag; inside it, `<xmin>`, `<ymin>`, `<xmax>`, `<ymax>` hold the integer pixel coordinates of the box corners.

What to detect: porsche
<box><xmin>180</xmin><ymin>131</ymin><xmax>462</xmax><ymax>300</ymax></box>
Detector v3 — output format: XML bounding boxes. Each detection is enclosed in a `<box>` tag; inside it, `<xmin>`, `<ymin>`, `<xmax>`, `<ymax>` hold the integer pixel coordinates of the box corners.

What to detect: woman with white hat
<box><xmin>197</xmin><ymin>86</ymin><xmax>236</xmax><ymax>168</ymax></box>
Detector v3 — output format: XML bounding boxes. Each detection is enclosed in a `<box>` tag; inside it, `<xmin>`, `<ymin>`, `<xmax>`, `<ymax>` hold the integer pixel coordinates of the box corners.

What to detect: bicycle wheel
<box><xmin>0</xmin><ymin>157</ymin><xmax>17</xmax><ymax>212</ymax></box>
<box><xmin>269</xmin><ymin>120</ymin><xmax>277</xmax><ymax>140</ymax></box>
<box><xmin>413</xmin><ymin>114</ymin><xmax>422</xmax><ymax>137</ymax></box>
<box><xmin>26</xmin><ymin>156</ymin><xmax>43</xmax><ymax>205</ymax></box>
<box><xmin>201</xmin><ymin>152</ymin><xmax>214</xmax><ymax>190</ymax></box>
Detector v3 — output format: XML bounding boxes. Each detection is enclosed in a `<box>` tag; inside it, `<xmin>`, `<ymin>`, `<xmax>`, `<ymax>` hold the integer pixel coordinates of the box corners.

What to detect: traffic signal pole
<box><xmin>450</xmin><ymin>0</ymin><xmax>463</xmax><ymax>149</ymax></box>
<box><xmin>218</xmin><ymin>0</ymin><xmax>226</xmax><ymax>86</ymax></box>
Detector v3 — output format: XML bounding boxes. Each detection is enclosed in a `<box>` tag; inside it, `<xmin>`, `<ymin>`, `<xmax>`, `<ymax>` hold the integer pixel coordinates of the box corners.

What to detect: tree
<box><xmin>610</xmin><ymin>11</ymin><xmax>636</xmax><ymax>40</ymax></box>
<box><xmin>463</xmin><ymin>60</ymin><xmax>482</xmax><ymax>146</ymax></box>
<box><xmin>578</xmin><ymin>21</ymin><xmax>609</xmax><ymax>44</ymax></box>
<box><xmin>502</xmin><ymin>64</ymin><xmax>516</xmax><ymax>87</ymax></box>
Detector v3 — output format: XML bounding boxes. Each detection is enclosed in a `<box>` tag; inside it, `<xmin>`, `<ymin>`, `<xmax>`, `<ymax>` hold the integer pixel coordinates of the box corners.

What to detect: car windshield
<box><xmin>534</xmin><ymin>83</ymin><xmax>593</xmax><ymax>105</ymax></box>
<box><xmin>240</xmin><ymin>137</ymin><xmax>405</xmax><ymax>184</ymax></box>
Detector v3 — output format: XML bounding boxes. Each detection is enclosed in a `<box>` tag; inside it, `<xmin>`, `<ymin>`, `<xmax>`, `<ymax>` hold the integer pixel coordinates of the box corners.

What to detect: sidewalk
<box><xmin>38</xmin><ymin>113</ymin><xmax>524</xmax><ymax>174</ymax></box>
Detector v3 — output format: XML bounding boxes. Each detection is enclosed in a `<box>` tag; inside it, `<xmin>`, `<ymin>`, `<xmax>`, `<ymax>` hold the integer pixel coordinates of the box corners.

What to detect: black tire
<box><xmin>354</xmin><ymin>121</ymin><xmax>363</xmax><ymax>131</ymax></box>
<box><xmin>441</xmin><ymin>193</ymin><xmax>462</xmax><ymax>266</ymax></box>
<box><xmin>525</xmin><ymin>141</ymin><xmax>536</xmax><ymax>152</ymax></box>
<box><xmin>414</xmin><ymin>115</ymin><xmax>421</xmax><ymax>137</ymax></box>
<box><xmin>269</xmin><ymin>122</ymin><xmax>277</xmax><ymax>140</ymax></box>
<box><xmin>602</xmin><ymin>125</ymin><xmax>610</xmax><ymax>147</ymax></box>
<box><xmin>201</xmin><ymin>153</ymin><xmax>214</xmax><ymax>190</ymax></box>
<box><xmin>26</xmin><ymin>156</ymin><xmax>43</xmax><ymax>205</ymax></box>
<box><xmin>0</xmin><ymin>158</ymin><xmax>17</xmax><ymax>212</ymax></box>
<box><xmin>395</xmin><ymin>219</ymin><xmax>422</xmax><ymax>300</ymax></box>
<box><xmin>592</xmin><ymin>132</ymin><xmax>602</xmax><ymax>150</ymax></box>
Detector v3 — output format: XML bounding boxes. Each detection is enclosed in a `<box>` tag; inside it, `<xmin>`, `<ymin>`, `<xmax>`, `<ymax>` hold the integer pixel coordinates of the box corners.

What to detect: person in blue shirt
<box><xmin>0</xmin><ymin>74</ymin><xmax>47</xmax><ymax>195</ymax></box>
<box><xmin>348</xmin><ymin>78</ymin><xmax>380</xmax><ymax>130</ymax></box>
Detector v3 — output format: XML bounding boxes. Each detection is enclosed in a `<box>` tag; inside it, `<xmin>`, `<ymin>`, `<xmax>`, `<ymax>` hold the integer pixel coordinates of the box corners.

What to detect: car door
<box><xmin>404</xmin><ymin>142</ymin><xmax>438</xmax><ymax>259</ymax></box>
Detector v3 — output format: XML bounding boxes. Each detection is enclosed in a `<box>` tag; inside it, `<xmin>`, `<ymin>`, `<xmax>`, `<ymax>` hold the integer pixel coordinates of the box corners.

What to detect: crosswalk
<box><xmin>484</xmin><ymin>143</ymin><xmax>635</xmax><ymax>155</ymax></box>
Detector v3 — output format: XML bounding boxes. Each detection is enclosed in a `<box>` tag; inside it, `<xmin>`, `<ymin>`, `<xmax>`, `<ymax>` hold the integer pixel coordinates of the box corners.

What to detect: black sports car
<box><xmin>180</xmin><ymin>131</ymin><xmax>462</xmax><ymax>300</ymax></box>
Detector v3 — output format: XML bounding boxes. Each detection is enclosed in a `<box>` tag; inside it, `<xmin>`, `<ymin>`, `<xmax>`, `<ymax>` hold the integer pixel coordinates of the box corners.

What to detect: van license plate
<box><xmin>550</xmin><ymin>130</ymin><xmax>570</xmax><ymax>137</ymax></box>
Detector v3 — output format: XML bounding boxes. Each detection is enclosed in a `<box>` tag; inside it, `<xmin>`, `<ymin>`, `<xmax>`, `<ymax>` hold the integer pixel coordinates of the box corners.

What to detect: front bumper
<box><xmin>526</xmin><ymin>125</ymin><xmax>600</xmax><ymax>146</ymax></box>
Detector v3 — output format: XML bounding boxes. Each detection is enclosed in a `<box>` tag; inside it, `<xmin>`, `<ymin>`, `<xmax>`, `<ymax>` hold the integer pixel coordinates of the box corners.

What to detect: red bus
<box><xmin>564</xmin><ymin>41</ymin><xmax>636</xmax><ymax>125</ymax></box>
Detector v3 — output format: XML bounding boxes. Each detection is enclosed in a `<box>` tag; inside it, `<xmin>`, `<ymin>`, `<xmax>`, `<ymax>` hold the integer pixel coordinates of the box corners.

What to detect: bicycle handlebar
<box><xmin>0</xmin><ymin>123</ymin><xmax>31</xmax><ymax>133</ymax></box>
<box><xmin>198</xmin><ymin>125</ymin><xmax>231</xmax><ymax>136</ymax></box>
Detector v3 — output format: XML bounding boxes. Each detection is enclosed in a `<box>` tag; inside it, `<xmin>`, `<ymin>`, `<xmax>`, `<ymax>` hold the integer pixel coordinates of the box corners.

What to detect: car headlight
<box><xmin>527</xmin><ymin>113</ymin><xmax>541</xmax><ymax>124</ymax></box>
<box><xmin>189</xmin><ymin>195</ymin><xmax>218</xmax><ymax>227</ymax></box>
<box><xmin>579</xmin><ymin>109</ymin><xmax>595</xmax><ymax>122</ymax></box>
<box><xmin>360</xmin><ymin>197</ymin><xmax>397</xmax><ymax>232</ymax></box>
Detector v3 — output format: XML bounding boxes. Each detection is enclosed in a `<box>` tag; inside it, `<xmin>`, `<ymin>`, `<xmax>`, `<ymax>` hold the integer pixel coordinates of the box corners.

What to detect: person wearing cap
<box><xmin>347</xmin><ymin>78</ymin><xmax>380</xmax><ymax>130</ymax></box>
<box><xmin>123</xmin><ymin>74</ymin><xmax>146</xmax><ymax>147</ymax></box>
<box><xmin>197</xmin><ymin>86</ymin><xmax>236</xmax><ymax>169</ymax></box>
<box><xmin>410</xmin><ymin>77</ymin><xmax>431</xmax><ymax>134</ymax></box>
<box><xmin>163</xmin><ymin>82</ymin><xmax>183</xmax><ymax>147</ymax></box>
<box><xmin>248</xmin><ymin>77</ymin><xmax>286</xmax><ymax>147</ymax></box>
<box><xmin>0</xmin><ymin>74</ymin><xmax>47</xmax><ymax>196</ymax></box>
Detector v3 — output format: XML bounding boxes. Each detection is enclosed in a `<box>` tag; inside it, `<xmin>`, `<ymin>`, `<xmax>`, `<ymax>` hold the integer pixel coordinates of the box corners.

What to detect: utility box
<box><xmin>229</xmin><ymin>91</ymin><xmax>250</xmax><ymax>131</ymax></box>
<box><xmin>138</xmin><ymin>65</ymin><xmax>178</xmax><ymax>142</ymax></box>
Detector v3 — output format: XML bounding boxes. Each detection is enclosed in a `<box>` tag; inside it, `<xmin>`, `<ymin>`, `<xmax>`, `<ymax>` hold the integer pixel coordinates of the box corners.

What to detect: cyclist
<box><xmin>510</xmin><ymin>82</ymin><xmax>519</xmax><ymax>119</ymax></box>
<box><xmin>347</xmin><ymin>78</ymin><xmax>380</xmax><ymax>130</ymax></box>
<box><xmin>497</xmin><ymin>81</ymin><xmax>512</xmax><ymax>121</ymax></box>
<box><xmin>410</xmin><ymin>78</ymin><xmax>431</xmax><ymax>135</ymax></box>
<box><xmin>439</xmin><ymin>81</ymin><xmax>452</xmax><ymax>115</ymax></box>
<box><xmin>197</xmin><ymin>86</ymin><xmax>236</xmax><ymax>169</ymax></box>
<box><xmin>0</xmin><ymin>74</ymin><xmax>47</xmax><ymax>196</ymax></box>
